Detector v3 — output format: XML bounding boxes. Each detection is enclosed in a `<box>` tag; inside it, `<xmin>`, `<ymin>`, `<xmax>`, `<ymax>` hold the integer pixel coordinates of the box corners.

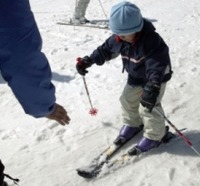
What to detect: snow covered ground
<box><xmin>1</xmin><ymin>0</ymin><xmax>200</xmax><ymax>185</ymax></box>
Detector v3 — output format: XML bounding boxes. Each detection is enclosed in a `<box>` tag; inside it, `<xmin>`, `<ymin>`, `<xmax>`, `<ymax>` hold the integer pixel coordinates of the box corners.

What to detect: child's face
<box><xmin>118</xmin><ymin>33</ymin><xmax>137</xmax><ymax>43</ymax></box>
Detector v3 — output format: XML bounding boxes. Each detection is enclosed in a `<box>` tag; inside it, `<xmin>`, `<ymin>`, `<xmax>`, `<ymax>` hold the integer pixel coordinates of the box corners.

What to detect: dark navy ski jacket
<box><xmin>0</xmin><ymin>0</ymin><xmax>55</xmax><ymax>117</ymax></box>
<box><xmin>90</xmin><ymin>19</ymin><xmax>172</xmax><ymax>86</ymax></box>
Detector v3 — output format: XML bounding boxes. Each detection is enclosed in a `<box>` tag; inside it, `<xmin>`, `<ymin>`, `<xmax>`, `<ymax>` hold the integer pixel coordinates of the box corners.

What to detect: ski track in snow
<box><xmin>1</xmin><ymin>0</ymin><xmax>200</xmax><ymax>186</ymax></box>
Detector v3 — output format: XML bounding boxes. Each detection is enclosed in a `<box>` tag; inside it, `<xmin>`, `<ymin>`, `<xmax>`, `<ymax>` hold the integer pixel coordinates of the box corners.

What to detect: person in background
<box><xmin>71</xmin><ymin>0</ymin><xmax>90</xmax><ymax>24</ymax></box>
<box><xmin>0</xmin><ymin>161</ymin><xmax>8</xmax><ymax>186</ymax></box>
<box><xmin>76</xmin><ymin>1</ymin><xmax>172</xmax><ymax>153</ymax></box>
<box><xmin>0</xmin><ymin>0</ymin><xmax>70</xmax><ymax>184</ymax></box>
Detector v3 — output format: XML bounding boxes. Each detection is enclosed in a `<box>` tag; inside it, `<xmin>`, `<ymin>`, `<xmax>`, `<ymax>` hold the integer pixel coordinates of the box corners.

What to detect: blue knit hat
<box><xmin>109</xmin><ymin>1</ymin><xmax>144</xmax><ymax>35</ymax></box>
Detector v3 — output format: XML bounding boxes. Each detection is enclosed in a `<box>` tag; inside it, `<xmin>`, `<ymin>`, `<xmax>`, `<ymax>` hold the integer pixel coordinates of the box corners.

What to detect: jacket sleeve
<box><xmin>90</xmin><ymin>35</ymin><xmax>122</xmax><ymax>65</ymax></box>
<box><xmin>143</xmin><ymin>32</ymin><xmax>171</xmax><ymax>84</ymax></box>
<box><xmin>0</xmin><ymin>22</ymin><xmax>56</xmax><ymax>118</ymax></box>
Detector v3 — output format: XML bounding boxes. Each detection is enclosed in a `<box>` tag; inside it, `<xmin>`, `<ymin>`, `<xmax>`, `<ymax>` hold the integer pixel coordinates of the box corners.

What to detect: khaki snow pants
<box><xmin>119</xmin><ymin>83</ymin><xmax>166</xmax><ymax>141</ymax></box>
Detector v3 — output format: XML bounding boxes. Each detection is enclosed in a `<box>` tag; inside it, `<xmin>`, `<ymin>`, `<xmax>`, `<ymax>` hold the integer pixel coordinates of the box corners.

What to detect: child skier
<box><xmin>76</xmin><ymin>1</ymin><xmax>172</xmax><ymax>152</ymax></box>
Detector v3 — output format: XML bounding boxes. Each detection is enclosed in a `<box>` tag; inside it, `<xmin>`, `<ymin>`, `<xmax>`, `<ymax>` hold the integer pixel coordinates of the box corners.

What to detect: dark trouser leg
<box><xmin>0</xmin><ymin>160</ymin><xmax>5</xmax><ymax>186</ymax></box>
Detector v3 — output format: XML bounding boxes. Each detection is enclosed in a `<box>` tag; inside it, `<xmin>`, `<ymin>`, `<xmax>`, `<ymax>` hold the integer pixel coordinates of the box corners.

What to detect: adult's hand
<box><xmin>47</xmin><ymin>103</ymin><xmax>70</xmax><ymax>125</ymax></box>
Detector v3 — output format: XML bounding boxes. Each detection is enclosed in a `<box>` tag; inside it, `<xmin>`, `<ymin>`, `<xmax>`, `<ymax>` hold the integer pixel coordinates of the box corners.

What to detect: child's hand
<box><xmin>76</xmin><ymin>56</ymin><xmax>93</xmax><ymax>76</ymax></box>
<box><xmin>140</xmin><ymin>81</ymin><xmax>160</xmax><ymax>112</ymax></box>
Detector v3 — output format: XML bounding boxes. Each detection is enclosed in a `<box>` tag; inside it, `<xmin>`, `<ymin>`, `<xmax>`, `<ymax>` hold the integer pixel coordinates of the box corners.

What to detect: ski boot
<box><xmin>128</xmin><ymin>126</ymin><xmax>174</xmax><ymax>155</ymax></box>
<box><xmin>70</xmin><ymin>17</ymin><xmax>90</xmax><ymax>25</ymax></box>
<box><xmin>114</xmin><ymin>124</ymin><xmax>143</xmax><ymax>146</ymax></box>
<box><xmin>128</xmin><ymin>137</ymin><xmax>161</xmax><ymax>155</ymax></box>
<box><xmin>136</xmin><ymin>137</ymin><xmax>161</xmax><ymax>152</ymax></box>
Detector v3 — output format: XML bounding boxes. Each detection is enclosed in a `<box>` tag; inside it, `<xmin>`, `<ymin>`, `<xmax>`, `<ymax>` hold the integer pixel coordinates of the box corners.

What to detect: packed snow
<box><xmin>0</xmin><ymin>0</ymin><xmax>200</xmax><ymax>185</ymax></box>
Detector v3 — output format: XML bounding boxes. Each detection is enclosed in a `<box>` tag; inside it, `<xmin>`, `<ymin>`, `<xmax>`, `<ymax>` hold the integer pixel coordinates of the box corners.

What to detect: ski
<box><xmin>76</xmin><ymin>125</ymin><xmax>144</xmax><ymax>178</ymax></box>
<box><xmin>77</xmin><ymin>126</ymin><xmax>177</xmax><ymax>179</ymax></box>
<box><xmin>57</xmin><ymin>22</ymin><xmax>109</xmax><ymax>30</ymax></box>
<box><xmin>108</xmin><ymin>127</ymin><xmax>176</xmax><ymax>168</ymax></box>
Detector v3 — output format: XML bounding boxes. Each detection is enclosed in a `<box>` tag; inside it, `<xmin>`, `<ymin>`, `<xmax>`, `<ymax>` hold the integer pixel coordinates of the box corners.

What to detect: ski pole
<box><xmin>82</xmin><ymin>76</ymin><xmax>98</xmax><ymax>116</ymax></box>
<box><xmin>97</xmin><ymin>0</ymin><xmax>108</xmax><ymax>19</ymax></box>
<box><xmin>72</xmin><ymin>0</ymin><xmax>78</xmax><ymax>28</ymax></box>
<box><xmin>155</xmin><ymin>107</ymin><xmax>200</xmax><ymax>157</ymax></box>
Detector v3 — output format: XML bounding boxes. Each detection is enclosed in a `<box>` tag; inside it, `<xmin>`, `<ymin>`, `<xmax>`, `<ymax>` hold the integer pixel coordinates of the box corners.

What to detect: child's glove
<box><xmin>76</xmin><ymin>56</ymin><xmax>93</xmax><ymax>76</ymax></box>
<box><xmin>140</xmin><ymin>81</ymin><xmax>160</xmax><ymax>112</ymax></box>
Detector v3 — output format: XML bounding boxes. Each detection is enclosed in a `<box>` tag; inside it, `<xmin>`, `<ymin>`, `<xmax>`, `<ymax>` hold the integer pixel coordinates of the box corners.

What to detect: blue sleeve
<box><xmin>143</xmin><ymin>32</ymin><xmax>171</xmax><ymax>84</ymax></box>
<box><xmin>90</xmin><ymin>35</ymin><xmax>122</xmax><ymax>65</ymax></box>
<box><xmin>0</xmin><ymin>1</ymin><xmax>56</xmax><ymax>118</ymax></box>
